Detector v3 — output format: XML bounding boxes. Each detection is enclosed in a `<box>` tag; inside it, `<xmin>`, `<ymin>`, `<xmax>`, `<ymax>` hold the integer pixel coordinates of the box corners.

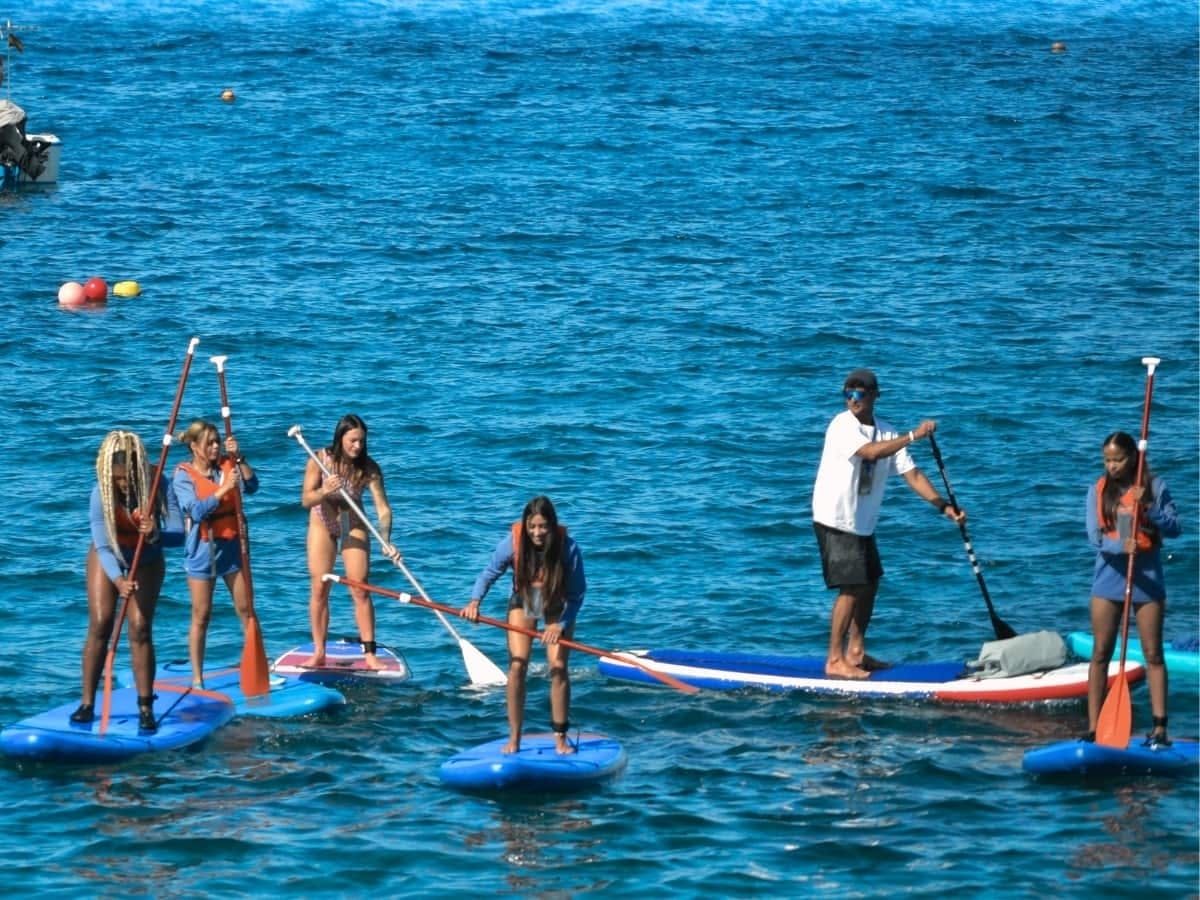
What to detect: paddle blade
<box><xmin>459</xmin><ymin>638</ymin><xmax>508</xmax><ymax>687</ymax></box>
<box><xmin>1095</xmin><ymin>673</ymin><xmax>1132</xmax><ymax>748</ymax></box>
<box><xmin>239</xmin><ymin>617</ymin><xmax>271</xmax><ymax>697</ymax></box>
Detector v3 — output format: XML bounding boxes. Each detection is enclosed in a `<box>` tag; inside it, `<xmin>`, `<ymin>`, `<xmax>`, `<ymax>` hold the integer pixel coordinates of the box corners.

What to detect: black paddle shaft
<box><xmin>927</xmin><ymin>434</ymin><xmax>1017</xmax><ymax>640</ymax></box>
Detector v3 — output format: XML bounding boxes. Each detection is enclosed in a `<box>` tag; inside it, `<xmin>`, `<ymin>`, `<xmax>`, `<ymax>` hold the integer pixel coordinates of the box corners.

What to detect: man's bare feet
<box><xmin>825</xmin><ymin>658</ymin><xmax>871</xmax><ymax>679</ymax></box>
<box><xmin>364</xmin><ymin>652</ymin><xmax>385</xmax><ymax>671</ymax></box>
<box><xmin>501</xmin><ymin>740</ymin><xmax>520</xmax><ymax>755</ymax></box>
<box><xmin>847</xmin><ymin>652</ymin><xmax>890</xmax><ymax>672</ymax></box>
<box><xmin>302</xmin><ymin>654</ymin><xmax>325</xmax><ymax>668</ymax></box>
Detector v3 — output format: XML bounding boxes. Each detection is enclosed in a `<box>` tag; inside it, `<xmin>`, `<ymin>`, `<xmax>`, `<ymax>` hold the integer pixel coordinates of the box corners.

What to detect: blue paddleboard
<box><xmin>272</xmin><ymin>639</ymin><xmax>411</xmax><ymax>685</ymax></box>
<box><xmin>1023</xmin><ymin>737</ymin><xmax>1199</xmax><ymax>777</ymax></box>
<box><xmin>440</xmin><ymin>732</ymin><xmax>628</xmax><ymax>792</ymax></box>
<box><xmin>119</xmin><ymin>660</ymin><xmax>346</xmax><ymax>718</ymax></box>
<box><xmin>1</xmin><ymin>688</ymin><xmax>234</xmax><ymax>764</ymax></box>
<box><xmin>1065</xmin><ymin>631</ymin><xmax>1199</xmax><ymax>677</ymax></box>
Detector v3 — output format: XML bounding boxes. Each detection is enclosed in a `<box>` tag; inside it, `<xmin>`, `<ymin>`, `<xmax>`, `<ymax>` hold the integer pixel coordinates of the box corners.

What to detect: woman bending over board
<box><xmin>72</xmin><ymin>431</ymin><xmax>182</xmax><ymax>733</ymax></box>
<box><xmin>460</xmin><ymin>496</ymin><xmax>586</xmax><ymax>755</ymax></box>
<box><xmin>301</xmin><ymin>414</ymin><xmax>400</xmax><ymax>670</ymax></box>
<box><xmin>1085</xmin><ymin>430</ymin><xmax>1180</xmax><ymax>746</ymax></box>
<box><xmin>172</xmin><ymin>419</ymin><xmax>259</xmax><ymax>687</ymax></box>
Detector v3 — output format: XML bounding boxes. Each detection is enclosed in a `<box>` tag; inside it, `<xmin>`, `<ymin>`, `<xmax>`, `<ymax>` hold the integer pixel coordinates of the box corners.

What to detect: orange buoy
<box><xmin>1050</xmin><ymin>41</ymin><xmax>1067</xmax><ymax>53</ymax></box>
<box><xmin>221</xmin><ymin>88</ymin><xmax>236</xmax><ymax>102</ymax></box>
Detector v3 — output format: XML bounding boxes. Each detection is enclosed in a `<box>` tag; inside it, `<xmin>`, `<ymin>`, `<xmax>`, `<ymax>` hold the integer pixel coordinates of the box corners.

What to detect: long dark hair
<box><xmin>515</xmin><ymin>495</ymin><xmax>565</xmax><ymax>611</ymax></box>
<box><xmin>1099</xmin><ymin>430</ymin><xmax>1155</xmax><ymax>528</ymax></box>
<box><xmin>327</xmin><ymin>413</ymin><xmax>376</xmax><ymax>487</ymax></box>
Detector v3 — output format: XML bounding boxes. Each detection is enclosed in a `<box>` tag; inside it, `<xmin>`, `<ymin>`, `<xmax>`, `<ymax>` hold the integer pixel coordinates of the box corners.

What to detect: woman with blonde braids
<box><xmin>71</xmin><ymin>431</ymin><xmax>182</xmax><ymax>733</ymax></box>
<box><xmin>172</xmin><ymin>419</ymin><xmax>259</xmax><ymax>688</ymax></box>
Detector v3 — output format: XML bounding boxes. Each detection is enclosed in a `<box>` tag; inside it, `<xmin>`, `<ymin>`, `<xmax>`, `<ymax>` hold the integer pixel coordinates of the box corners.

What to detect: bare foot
<box><xmin>302</xmin><ymin>654</ymin><xmax>326</xmax><ymax>668</ymax></box>
<box><xmin>846</xmin><ymin>651</ymin><xmax>890</xmax><ymax>671</ymax></box>
<box><xmin>825</xmin><ymin>659</ymin><xmax>871</xmax><ymax>680</ymax></box>
<box><xmin>363</xmin><ymin>652</ymin><xmax>386</xmax><ymax>671</ymax></box>
<box><xmin>191</xmin><ymin>679</ymin><xmax>205</xmax><ymax>689</ymax></box>
<box><xmin>555</xmin><ymin>734</ymin><xmax>576</xmax><ymax>755</ymax></box>
<box><xmin>501</xmin><ymin>740</ymin><xmax>520</xmax><ymax>755</ymax></box>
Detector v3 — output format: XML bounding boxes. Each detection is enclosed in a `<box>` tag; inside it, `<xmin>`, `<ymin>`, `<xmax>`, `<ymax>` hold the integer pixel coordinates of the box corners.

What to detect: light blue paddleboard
<box><xmin>119</xmin><ymin>660</ymin><xmax>346</xmax><ymax>718</ymax></box>
<box><xmin>0</xmin><ymin>688</ymin><xmax>234</xmax><ymax>764</ymax></box>
<box><xmin>1023</xmin><ymin>737</ymin><xmax>1199</xmax><ymax>777</ymax></box>
<box><xmin>440</xmin><ymin>732</ymin><xmax>628</xmax><ymax>792</ymax></box>
<box><xmin>1065</xmin><ymin>631</ymin><xmax>1199</xmax><ymax>677</ymax></box>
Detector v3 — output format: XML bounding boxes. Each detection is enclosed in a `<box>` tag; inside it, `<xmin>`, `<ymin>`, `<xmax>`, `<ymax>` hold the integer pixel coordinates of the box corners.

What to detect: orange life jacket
<box><xmin>1096</xmin><ymin>475</ymin><xmax>1157</xmax><ymax>552</ymax></box>
<box><xmin>179</xmin><ymin>460</ymin><xmax>239</xmax><ymax>541</ymax></box>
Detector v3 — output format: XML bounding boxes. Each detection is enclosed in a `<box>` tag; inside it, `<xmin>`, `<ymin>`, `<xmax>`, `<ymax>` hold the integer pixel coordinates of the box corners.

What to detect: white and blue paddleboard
<box><xmin>272</xmin><ymin>639</ymin><xmax>411</xmax><ymax>685</ymax></box>
<box><xmin>119</xmin><ymin>660</ymin><xmax>346</xmax><ymax>718</ymax></box>
<box><xmin>1023</xmin><ymin>737</ymin><xmax>1199</xmax><ymax>777</ymax></box>
<box><xmin>1</xmin><ymin>688</ymin><xmax>234</xmax><ymax>764</ymax></box>
<box><xmin>597</xmin><ymin>648</ymin><xmax>1140</xmax><ymax>703</ymax></box>
<box><xmin>439</xmin><ymin>732</ymin><xmax>628</xmax><ymax>792</ymax></box>
<box><xmin>1065</xmin><ymin>631</ymin><xmax>1199</xmax><ymax>677</ymax></box>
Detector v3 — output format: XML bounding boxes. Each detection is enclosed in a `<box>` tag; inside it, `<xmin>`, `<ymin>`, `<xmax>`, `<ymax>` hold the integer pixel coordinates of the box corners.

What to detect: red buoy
<box><xmin>84</xmin><ymin>277</ymin><xmax>109</xmax><ymax>302</ymax></box>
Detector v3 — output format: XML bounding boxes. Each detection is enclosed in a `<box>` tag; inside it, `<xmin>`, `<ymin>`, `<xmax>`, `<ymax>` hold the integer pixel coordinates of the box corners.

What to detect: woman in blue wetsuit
<box><xmin>72</xmin><ymin>431</ymin><xmax>182</xmax><ymax>733</ymax></box>
<box><xmin>1085</xmin><ymin>430</ymin><xmax>1181</xmax><ymax>746</ymax></box>
<box><xmin>460</xmin><ymin>495</ymin><xmax>586</xmax><ymax>756</ymax></box>
<box><xmin>172</xmin><ymin>419</ymin><xmax>259</xmax><ymax>687</ymax></box>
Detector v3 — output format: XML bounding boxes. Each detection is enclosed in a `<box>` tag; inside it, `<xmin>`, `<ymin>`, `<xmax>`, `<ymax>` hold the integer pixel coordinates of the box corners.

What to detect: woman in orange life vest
<box><xmin>71</xmin><ymin>431</ymin><xmax>183</xmax><ymax>733</ymax></box>
<box><xmin>301</xmin><ymin>414</ymin><xmax>401</xmax><ymax>670</ymax></box>
<box><xmin>1084</xmin><ymin>430</ymin><xmax>1180</xmax><ymax>746</ymax></box>
<box><xmin>172</xmin><ymin>419</ymin><xmax>259</xmax><ymax>687</ymax></box>
<box><xmin>460</xmin><ymin>496</ymin><xmax>586</xmax><ymax>756</ymax></box>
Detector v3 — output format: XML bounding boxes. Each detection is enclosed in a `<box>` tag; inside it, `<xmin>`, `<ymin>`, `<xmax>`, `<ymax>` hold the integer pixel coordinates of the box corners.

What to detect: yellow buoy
<box><xmin>113</xmin><ymin>280</ymin><xmax>141</xmax><ymax>297</ymax></box>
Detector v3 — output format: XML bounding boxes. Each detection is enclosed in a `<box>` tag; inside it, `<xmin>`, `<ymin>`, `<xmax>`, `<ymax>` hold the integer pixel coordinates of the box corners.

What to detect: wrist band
<box><xmin>235</xmin><ymin>454</ymin><xmax>246</xmax><ymax>464</ymax></box>
<box><xmin>937</xmin><ymin>500</ymin><xmax>951</xmax><ymax>513</ymax></box>
<box><xmin>908</xmin><ymin>431</ymin><xmax>915</xmax><ymax>443</ymax></box>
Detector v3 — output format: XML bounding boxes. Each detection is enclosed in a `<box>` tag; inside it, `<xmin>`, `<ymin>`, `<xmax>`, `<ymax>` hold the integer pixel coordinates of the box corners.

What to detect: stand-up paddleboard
<box><xmin>119</xmin><ymin>660</ymin><xmax>345</xmax><ymax>718</ymax></box>
<box><xmin>272</xmin><ymin>639</ymin><xmax>411</xmax><ymax>685</ymax></box>
<box><xmin>597</xmin><ymin>649</ymin><xmax>1143</xmax><ymax>703</ymax></box>
<box><xmin>440</xmin><ymin>732</ymin><xmax>627</xmax><ymax>792</ymax></box>
<box><xmin>1065</xmin><ymin>631</ymin><xmax>1199</xmax><ymax>677</ymax></box>
<box><xmin>1</xmin><ymin>688</ymin><xmax>234</xmax><ymax>764</ymax></box>
<box><xmin>1023</xmin><ymin>737</ymin><xmax>1199</xmax><ymax>777</ymax></box>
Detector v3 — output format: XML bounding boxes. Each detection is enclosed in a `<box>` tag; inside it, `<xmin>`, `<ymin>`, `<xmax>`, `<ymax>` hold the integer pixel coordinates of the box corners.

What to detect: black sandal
<box><xmin>69</xmin><ymin>704</ymin><xmax>94</xmax><ymax>724</ymax></box>
<box><xmin>1144</xmin><ymin>716</ymin><xmax>1171</xmax><ymax>748</ymax></box>
<box><xmin>137</xmin><ymin>694</ymin><xmax>158</xmax><ymax>734</ymax></box>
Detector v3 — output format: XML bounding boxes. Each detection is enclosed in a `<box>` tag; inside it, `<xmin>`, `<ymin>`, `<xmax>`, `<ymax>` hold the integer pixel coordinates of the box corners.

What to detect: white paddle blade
<box><xmin>459</xmin><ymin>639</ymin><xmax>507</xmax><ymax>687</ymax></box>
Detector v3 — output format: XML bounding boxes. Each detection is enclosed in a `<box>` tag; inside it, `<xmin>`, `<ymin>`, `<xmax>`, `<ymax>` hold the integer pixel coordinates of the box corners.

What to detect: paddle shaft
<box><xmin>101</xmin><ymin>337</ymin><xmax>199</xmax><ymax>733</ymax></box>
<box><xmin>211</xmin><ymin>357</ymin><xmax>255</xmax><ymax>602</ymax></box>
<box><xmin>328</xmin><ymin>574</ymin><xmax>701</xmax><ymax>695</ymax></box>
<box><xmin>1097</xmin><ymin>356</ymin><xmax>1160</xmax><ymax>748</ymax></box>
<box><xmin>927</xmin><ymin>434</ymin><xmax>1016</xmax><ymax>640</ymax></box>
<box><xmin>289</xmin><ymin>425</ymin><xmax>506</xmax><ymax>685</ymax></box>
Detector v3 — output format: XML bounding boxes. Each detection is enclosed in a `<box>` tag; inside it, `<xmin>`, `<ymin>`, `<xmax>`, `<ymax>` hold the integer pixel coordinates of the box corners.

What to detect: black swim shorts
<box><xmin>813</xmin><ymin>521</ymin><xmax>883</xmax><ymax>588</ymax></box>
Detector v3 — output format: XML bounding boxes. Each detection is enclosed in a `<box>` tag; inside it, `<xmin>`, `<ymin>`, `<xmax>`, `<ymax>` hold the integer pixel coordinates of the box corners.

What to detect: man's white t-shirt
<box><xmin>812</xmin><ymin>409</ymin><xmax>916</xmax><ymax>536</ymax></box>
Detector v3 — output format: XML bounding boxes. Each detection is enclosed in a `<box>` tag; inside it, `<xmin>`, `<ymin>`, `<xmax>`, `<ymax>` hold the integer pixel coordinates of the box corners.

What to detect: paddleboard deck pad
<box><xmin>597</xmin><ymin>649</ymin><xmax>1144</xmax><ymax>702</ymax></box>
<box><xmin>119</xmin><ymin>660</ymin><xmax>346</xmax><ymax>718</ymax></box>
<box><xmin>272</xmin><ymin>639</ymin><xmax>410</xmax><ymax>685</ymax></box>
<box><xmin>1023</xmin><ymin>737</ymin><xmax>1199</xmax><ymax>777</ymax></box>
<box><xmin>1</xmin><ymin>688</ymin><xmax>234</xmax><ymax>763</ymax></box>
<box><xmin>440</xmin><ymin>732</ymin><xmax>628</xmax><ymax>792</ymax></box>
<box><xmin>1066</xmin><ymin>631</ymin><xmax>1199</xmax><ymax>677</ymax></box>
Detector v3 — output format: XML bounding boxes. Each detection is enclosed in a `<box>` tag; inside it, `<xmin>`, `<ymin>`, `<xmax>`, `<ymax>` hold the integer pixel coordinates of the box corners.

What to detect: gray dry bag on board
<box><xmin>965</xmin><ymin>630</ymin><xmax>1066</xmax><ymax>679</ymax></box>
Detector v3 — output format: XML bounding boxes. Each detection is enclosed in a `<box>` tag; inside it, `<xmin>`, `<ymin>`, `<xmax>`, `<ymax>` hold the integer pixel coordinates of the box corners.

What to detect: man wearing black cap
<box><xmin>812</xmin><ymin>368</ymin><xmax>965</xmax><ymax>679</ymax></box>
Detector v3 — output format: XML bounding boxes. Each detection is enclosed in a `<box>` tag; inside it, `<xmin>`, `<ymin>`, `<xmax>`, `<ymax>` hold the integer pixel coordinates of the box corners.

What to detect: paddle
<box><xmin>325</xmin><ymin>573</ymin><xmax>702</xmax><ymax>695</ymax></box>
<box><xmin>927</xmin><ymin>434</ymin><xmax>1017</xmax><ymax>640</ymax></box>
<box><xmin>1096</xmin><ymin>356</ymin><xmax>1161</xmax><ymax>749</ymax></box>
<box><xmin>288</xmin><ymin>425</ymin><xmax>506</xmax><ymax>687</ymax></box>
<box><xmin>101</xmin><ymin>337</ymin><xmax>199</xmax><ymax>734</ymax></box>
<box><xmin>211</xmin><ymin>355</ymin><xmax>270</xmax><ymax>697</ymax></box>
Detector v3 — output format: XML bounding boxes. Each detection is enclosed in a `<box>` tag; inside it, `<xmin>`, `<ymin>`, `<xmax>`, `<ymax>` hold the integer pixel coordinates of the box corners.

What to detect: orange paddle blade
<box><xmin>239</xmin><ymin>616</ymin><xmax>271</xmax><ymax>697</ymax></box>
<box><xmin>1095</xmin><ymin>671</ymin><xmax>1132</xmax><ymax>748</ymax></box>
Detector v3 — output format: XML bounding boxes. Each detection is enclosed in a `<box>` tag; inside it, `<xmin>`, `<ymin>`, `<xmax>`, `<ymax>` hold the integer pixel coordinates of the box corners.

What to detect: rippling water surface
<box><xmin>1</xmin><ymin>1</ymin><xmax>1197</xmax><ymax>896</ymax></box>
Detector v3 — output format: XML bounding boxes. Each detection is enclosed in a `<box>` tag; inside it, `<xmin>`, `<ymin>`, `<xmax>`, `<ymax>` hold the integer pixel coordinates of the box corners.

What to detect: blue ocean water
<box><xmin>1</xmin><ymin>0</ymin><xmax>1197</xmax><ymax>895</ymax></box>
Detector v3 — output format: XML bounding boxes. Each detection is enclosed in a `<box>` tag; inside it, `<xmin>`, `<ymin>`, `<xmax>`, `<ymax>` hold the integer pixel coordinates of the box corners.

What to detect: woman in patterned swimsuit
<box><xmin>301</xmin><ymin>414</ymin><xmax>400</xmax><ymax>668</ymax></box>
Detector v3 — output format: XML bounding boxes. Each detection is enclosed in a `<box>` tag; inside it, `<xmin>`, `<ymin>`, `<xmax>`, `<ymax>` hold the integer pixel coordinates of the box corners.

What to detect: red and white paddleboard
<box><xmin>272</xmin><ymin>639</ymin><xmax>411</xmax><ymax>685</ymax></box>
<box><xmin>597</xmin><ymin>649</ymin><xmax>1142</xmax><ymax>703</ymax></box>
